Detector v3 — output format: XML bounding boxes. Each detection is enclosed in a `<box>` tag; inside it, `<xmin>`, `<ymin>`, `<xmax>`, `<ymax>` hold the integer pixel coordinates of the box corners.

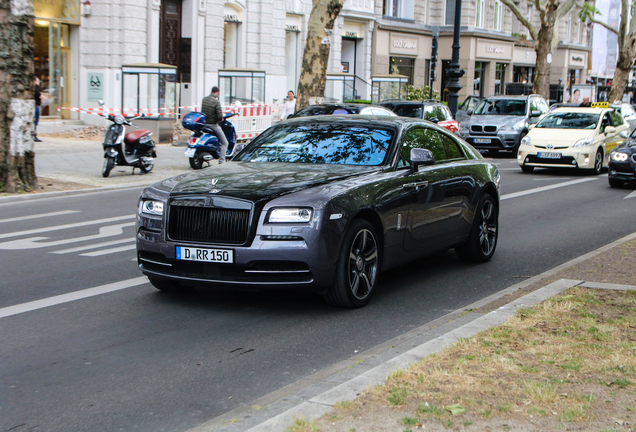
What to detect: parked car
<box><xmin>289</xmin><ymin>103</ymin><xmax>396</xmax><ymax>118</ymax></box>
<box><xmin>517</xmin><ymin>107</ymin><xmax>629</xmax><ymax>174</ymax></box>
<box><xmin>455</xmin><ymin>95</ymin><xmax>482</xmax><ymax>124</ymax></box>
<box><xmin>459</xmin><ymin>94</ymin><xmax>550</xmax><ymax>155</ymax></box>
<box><xmin>379</xmin><ymin>100</ymin><xmax>460</xmax><ymax>134</ymax></box>
<box><xmin>136</xmin><ymin>116</ymin><xmax>501</xmax><ymax>308</ymax></box>
<box><xmin>549</xmin><ymin>102</ymin><xmax>581</xmax><ymax>110</ymax></box>
<box><xmin>610</xmin><ymin>103</ymin><xmax>636</xmax><ymax>130</ymax></box>
<box><xmin>608</xmin><ymin>127</ymin><xmax>636</xmax><ymax>187</ymax></box>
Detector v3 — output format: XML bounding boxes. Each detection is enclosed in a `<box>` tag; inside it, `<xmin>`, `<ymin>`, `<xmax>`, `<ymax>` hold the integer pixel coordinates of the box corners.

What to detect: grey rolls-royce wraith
<box><xmin>136</xmin><ymin>116</ymin><xmax>501</xmax><ymax>307</ymax></box>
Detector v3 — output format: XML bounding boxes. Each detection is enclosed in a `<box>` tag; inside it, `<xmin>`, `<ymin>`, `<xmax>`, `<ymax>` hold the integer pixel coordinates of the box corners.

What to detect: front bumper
<box><xmin>608</xmin><ymin>158</ymin><xmax>636</xmax><ymax>181</ymax></box>
<box><xmin>460</xmin><ymin>131</ymin><xmax>522</xmax><ymax>150</ymax></box>
<box><xmin>517</xmin><ymin>145</ymin><xmax>600</xmax><ymax>170</ymax></box>
<box><xmin>136</xmin><ymin>212</ymin><xmax>338</xmax><ymax>292</ymax></box>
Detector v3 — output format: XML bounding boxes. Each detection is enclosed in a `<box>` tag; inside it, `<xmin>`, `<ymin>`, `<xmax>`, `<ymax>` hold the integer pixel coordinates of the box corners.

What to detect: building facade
<box><xmin>34</xmin><ymin>0</ymin><xmax>593</xmax><ymax>121</ymax></box>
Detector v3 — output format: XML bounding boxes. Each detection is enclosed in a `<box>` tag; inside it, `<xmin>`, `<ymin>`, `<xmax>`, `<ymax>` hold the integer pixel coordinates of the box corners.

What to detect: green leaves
<box><xmin>445</xmin><ymin>403</ymin><xmax>466</xmax><ymax>415</ymax></box>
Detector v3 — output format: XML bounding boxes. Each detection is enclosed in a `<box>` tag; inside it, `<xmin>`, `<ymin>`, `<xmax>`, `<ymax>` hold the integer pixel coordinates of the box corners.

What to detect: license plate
<box><xmin>176</xmin><ymin>246</ymin><xmax>234</xmax><ymax>263</ymax></box>
<box><xmin>474</xmin><ymin>138</ymin><xmax>491</xmax><ymax>144</ymax></box>
<box><xmin>184</xmin><ymin>148</ymin><xmax>196</xmax><ymax>158</ymax></box>
<box><xmin>537</xmin><ymin>152</ymin><xmax>561</xmax><ymax>159</ymax></box>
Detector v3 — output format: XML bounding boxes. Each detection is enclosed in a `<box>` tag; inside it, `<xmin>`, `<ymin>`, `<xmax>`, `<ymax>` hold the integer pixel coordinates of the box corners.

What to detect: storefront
<box><xmin>553</xmin><ymin>47</ymin><xmax>589</xmax><ymax>102</ymax></box>
<box><xmin>33</xmin><ymin>0</ymin><xmax>80</xmax><ymax>117</ymax></box>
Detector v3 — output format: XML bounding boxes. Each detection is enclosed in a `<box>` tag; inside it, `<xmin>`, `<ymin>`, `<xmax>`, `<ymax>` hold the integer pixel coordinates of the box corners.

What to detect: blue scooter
<box><xmin>182</xmin><ymin>112</ymin><xmax>239</xmax><ymax>169</ymax></box>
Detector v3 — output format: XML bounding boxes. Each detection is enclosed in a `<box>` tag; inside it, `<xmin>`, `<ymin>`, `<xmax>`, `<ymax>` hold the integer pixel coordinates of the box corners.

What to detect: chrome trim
<box><xmin>244</xmin><ymin>269</ymin><xmax>311</xmax><ymax>273</ymax></box>
<box><xmin>139</xmin><ymin>258</ymin><xmax>173</xmax><ymax>267</ymax></box>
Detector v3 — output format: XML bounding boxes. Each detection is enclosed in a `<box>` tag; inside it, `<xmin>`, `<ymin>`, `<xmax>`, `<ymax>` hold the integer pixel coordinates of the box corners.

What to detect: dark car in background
<box><xmin>459</xmin><ymin>94</ymin><xmax>550</xmax><ymax>155</ymax></box>
<box><xmin>379</xmin><ymin>100</ymin><xmax>460</xmax><ymax>134</ymax></box>
<box><xmin>289</xmin><ymin>103</ymin><xmax>396</xmax><ymax>118</ymax></box>
<box><xmin>136</xmin><ymin>116</ymin><xmax>501</xmax><ymax>308</ymax></box>
<box><xmin>608</xmin><ymin>127</ymin><xmax>636</xmax><ymax>187</ymax></box>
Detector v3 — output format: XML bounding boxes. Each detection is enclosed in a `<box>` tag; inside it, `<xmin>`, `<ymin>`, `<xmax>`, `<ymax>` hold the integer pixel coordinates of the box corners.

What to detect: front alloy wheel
<box><xmin>456</xmin><ymin>193</ymin><xmax>498</xmax><ymax>262</ymax></box>
<box><xmin>325</xmin><ymin>219</ymin><xmax>380</xmax><ymax>308</ymax></box>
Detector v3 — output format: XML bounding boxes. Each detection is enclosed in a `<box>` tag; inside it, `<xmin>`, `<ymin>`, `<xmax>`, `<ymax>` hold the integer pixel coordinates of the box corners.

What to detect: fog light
<box><xmin>572</xmin><ymin>160</ymin><xmax>577</xmax><ymax>165</ymax></box>
<box><xmin>610</xmin><ymin>170</ymin><xmax>616</xmax><ymax>175</ymax></box>
<box><xmin>525</xmin><ymin>157</ymin><xmax>529</xmax><ymax>163</ymax></box>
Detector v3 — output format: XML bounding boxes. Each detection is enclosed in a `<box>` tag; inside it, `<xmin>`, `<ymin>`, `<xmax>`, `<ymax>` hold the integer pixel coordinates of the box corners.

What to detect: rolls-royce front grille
<box><xmin>168</xmin><ymin>206</ymin><xmax>250</xmax><ymax>245</ymax></box>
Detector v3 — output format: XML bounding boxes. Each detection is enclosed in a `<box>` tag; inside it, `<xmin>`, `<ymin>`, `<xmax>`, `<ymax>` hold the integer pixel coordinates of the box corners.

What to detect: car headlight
<box><xmin>573</xmin><ymin>137</ymin><xmax>594</xmax><ymax>148</ymax></box>
<box><xmin>114</xmin><ymin>115</ymin><xmax>125</xmax><ymax>125</ymax></box>
<box><xmin>512</xmin><ymin>120</ymin><xmax>527</xmax><ymax>131</ymax></box>
<box><xmin>267</xmin><ymin>207</ymin><xmax>313</xmax><ymax>223</ymax></box>
<box><xmin>139</xmin><ymin>200</ymin><xmax>164</xmax><ymax>216</ymax></box>
<box><xmin>611</xmin><ymin>151</ymin><xmax>629</xmax><ymax>162</ymax></box>
<box><xmin>520</xmin><ymin>135</ymin><xmax>531</xmax><ymax>147</ymax></box>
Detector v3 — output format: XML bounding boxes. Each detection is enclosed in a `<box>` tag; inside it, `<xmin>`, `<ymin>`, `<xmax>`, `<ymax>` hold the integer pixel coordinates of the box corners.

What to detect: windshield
<box><xmin>536</xmin><ymin>112</ymin><xmax>600</xmax><ymax>129</ymax></box>
<box><xmin>474</xmin><ymin>99</ymin><xmax>527</xmax><ymax>116</ymax></box>
<box><xmin>293</xmin><ymin>106</ymin><xmax>356</xmax><ymax>117</ymax></box>
<box><xmin>236</xmin><ymin>124</ymin><xmax>394</xmax><ymax>166</ymax></box>
<box><xmin>390</xmin><ymin>105</ymin><xmax>421</xmax><ymax>118</ymax></box>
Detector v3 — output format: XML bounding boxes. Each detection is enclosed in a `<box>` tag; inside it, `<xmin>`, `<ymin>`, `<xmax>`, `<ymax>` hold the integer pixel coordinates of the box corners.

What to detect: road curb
<box><xmin>189</xmin><ymin>231</ymin><xmax>636</xmax><ymax>432</ymax></box>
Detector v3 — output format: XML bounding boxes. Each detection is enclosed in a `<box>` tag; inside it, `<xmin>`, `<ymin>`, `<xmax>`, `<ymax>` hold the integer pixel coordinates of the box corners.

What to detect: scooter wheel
<box><xmin>139</xmin><ymin>157</ymin><xmax>154</xmax><ymax>174</ymax></box>
<box><xmin>102</xmin><ymin>156</ymin><xmax>114</xmax><ymax>177</ymax></box>
<box><xmin>189</xmin><ymin>154</ymin><xmax>204</xmax><ymax>170</ymax></box>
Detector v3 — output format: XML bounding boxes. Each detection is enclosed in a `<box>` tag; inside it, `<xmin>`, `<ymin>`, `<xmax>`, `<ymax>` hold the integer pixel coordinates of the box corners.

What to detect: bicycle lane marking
<box><xmin>0</xmin><ymin>214</ymin><xmax>135</xmax><ymax>239</ymax></box>
<box><xmin>0</xmin><ymin>210</ymin><xmax>81</xmax><ymax>224</ymax></box>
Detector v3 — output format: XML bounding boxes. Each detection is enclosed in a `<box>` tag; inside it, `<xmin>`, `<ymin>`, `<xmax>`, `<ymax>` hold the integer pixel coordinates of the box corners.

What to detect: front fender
<box><xmin>105</xmin><ymin>147</ymin><xmax>119</xmax><ymax>158</ymax></box>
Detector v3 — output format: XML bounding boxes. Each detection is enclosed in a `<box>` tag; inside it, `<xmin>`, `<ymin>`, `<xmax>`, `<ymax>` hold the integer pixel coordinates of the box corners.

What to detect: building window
<box><xmin>475</xmin><ymin>0</ymin><xmax>485</xmax><ymax>28</ymax></box>
<box><xmin>285</xmin><ymin>28</ymin><xmax>300</xmax><ymax>92</ymax></box>
<box><xmin>474</xmin><ymin>61</ymin><xmax>484</xmax><ymax>97</ymax></box>
<box><xmin>384</xmin><ymin>0</ymin><xmax>414</xmax><ymax>20</ymax></box>
<box><xmin>445</xmin><ymin>0</ymin><xmax>455</xmax><ymax>25</ymax></box>
<box><xmin>493</xmin><ymin>0</ymin><xmax>502</xmax><ymax>31</ymax></box>
<box><xmin>526</xmin><ymin>5</ymin><xmax>533</xmax><ymax>40</ymax></box>
<box><xmin>495</xmin><ymin>63</ymin><xmax>505</xmax><ymax>94</ymax></box>
<box><xmin>513</xmin><ymin>66</ymin><xmax>534</xmax><ymax>84</ymax></box>
<box><xmin>389</xmin><ymin>56</ymin><xmax>415</xmax><ymax>85</ymax></box>
<box><xmin>224</xmin><ymin>21</ymin><xmax>239</xmax><ymax>68</ymax></box>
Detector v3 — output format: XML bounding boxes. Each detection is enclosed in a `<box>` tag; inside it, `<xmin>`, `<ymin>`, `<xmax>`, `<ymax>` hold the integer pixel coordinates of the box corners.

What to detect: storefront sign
<box><xmin>569</xmin><ymin>51</ymin><xmax>587</xmax><ymax>67</ymax></box>
<box><xmin>390</xmin><ymin>34</ymin><xmax>418</xmax><ymax>55</ymax></box>
<box><xmin>87</xmin><ymin>72</ymin><xmax>103</xmax><ymax>102</ymax></box>
<box><xmin>476</xmin><ymin>39</ymin><xmax>512</xmax><ymax>60</ymax></box>
<box><xmin>34</xmin><ymin>0</ymin><xmax>80</xmax><ymax>24</ymax></box>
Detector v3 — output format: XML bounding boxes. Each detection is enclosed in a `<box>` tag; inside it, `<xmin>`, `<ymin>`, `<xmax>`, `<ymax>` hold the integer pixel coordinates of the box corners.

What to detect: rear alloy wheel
<box><xmin>455</xmin><ymin>193</ymin><xmax>498</xmax><ymax>263</ymax></box>
<box><xmin>148</xmin><ymin>277</ymin><xmax>190</xmax><ymax>293</ymax></box>
<box><xmin>189</xmin><ymin>153</ymin><xmax>204</xmax><ymax>169</ymax></box>
<box><xmin>102</xmin><ymin>156</ymin><xmax>115</xmax><ymax>178</ymax></box>
<box><xmin>521</xmin><ymin>165</ymin><xmax>534</xmax><ymax>173</ymax></box>
<box><xmin>325</xmin><ymin>219</ymin><xmax>380</xmax><ymax>308</ymax></box>
<box><xmin>591</xmin><ymin>149</ymin><xmax>603</xmax><ymax>175</ymax></box>
<box><xmin>608</xmin><ymin>177</ymin><xmax>625</xmax><ymax>188</ymax></box>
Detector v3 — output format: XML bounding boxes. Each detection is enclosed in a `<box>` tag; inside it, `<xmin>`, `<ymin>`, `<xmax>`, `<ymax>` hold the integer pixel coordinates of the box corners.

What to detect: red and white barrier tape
<box><xmin>59</xmin><ymin>104</ymin><xmax>273</xmax><ymax>118</ymax></box>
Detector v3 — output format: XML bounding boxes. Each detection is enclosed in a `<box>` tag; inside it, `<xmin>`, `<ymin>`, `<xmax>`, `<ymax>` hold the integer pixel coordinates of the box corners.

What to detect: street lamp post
<box><xmin>447</xmin><ymin>0</ymin><xmax>465</xmax><ymax>119</ymax></box>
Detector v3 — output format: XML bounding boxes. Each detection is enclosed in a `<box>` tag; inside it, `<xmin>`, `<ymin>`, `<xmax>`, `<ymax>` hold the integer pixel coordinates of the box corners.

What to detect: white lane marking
<box><xmin>0</xmin><ymin>223</ymin><xmax>134</xmax><ymax>250</ymax></box>
<box><xmin>0</xmin><ymin>276</ymin><xmax>148</xmax><ymax>319</ymax></box>
<box><xmin>501</xmin><ymin>178</ymin><xmax>598</xmax><ymax>201</ymax></box>
<box><xmin>52</xmin><ymin>238</ymin><xmax>135</xmax><ymax>254</ymax></box>
<box><xmin>0</xmin><ymin>214</ymin><xmax>135</xmax><ymax>240</ymax></box>
<box><xmin>626</xmin><ymin>190</ymin><xmax>636</xmax><ymax>199</ymax></box>
<box><xmin>0</xmin><ymin>210</ymin><xmax>81</xmax><ymax>224</ymax></box>
<box><xmin>80</xmin><ymin>244</ymin><xmax>137</xmax><ymax>257</ymax></box>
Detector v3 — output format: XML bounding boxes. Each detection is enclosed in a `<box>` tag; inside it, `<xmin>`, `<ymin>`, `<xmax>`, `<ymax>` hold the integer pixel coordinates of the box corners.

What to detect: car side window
<box><xmin>424</xmin><ymin>106</ymin><xmax>437</xmax><ymax>121</ymax></box>
<box><xmin>601</xmin><ymin>113</ymin><xmax>612</xmax><ymax>131</ymax></box>
<box><xmin>610</xmin><ymin>110</ymin><xmax>624</xmax><ymax>126</ymax></box>
<box><xmin>444</xmin><ymin>106</ymin><xmax>454</xmax><ymax>120</ymax></box>
<box><xmin>435</xmin><ymin>106</ymin><xmax>447</xmax><ymax>121</ymax></box>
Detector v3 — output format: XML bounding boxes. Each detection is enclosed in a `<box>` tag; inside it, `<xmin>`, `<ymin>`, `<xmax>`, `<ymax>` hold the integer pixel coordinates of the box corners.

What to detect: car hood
<box><xmin>528</xmin><ymin>128</ymin><xmax>594</xmax><ymax>146</ymax></box>
<box><xmin>155</xmin><ymin>162</ymin><xmax>381</xmax><ymax>202</ymax></box>
<box><xmin>614</xmin><ymin>138</ymin><xmax>636</xmax><ymax>153</ymax></box>
<box><xmin>461</xmin><ymin>115</ymin><xmax>526</xmax><ymax>128</ymax></box>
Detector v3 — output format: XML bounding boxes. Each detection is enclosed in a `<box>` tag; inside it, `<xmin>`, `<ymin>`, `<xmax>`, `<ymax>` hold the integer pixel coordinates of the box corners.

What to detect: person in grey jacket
<box><xmin>200</xmin><ymin>86</ymin><xmax>229</xmax><ymax>164</ymax></box>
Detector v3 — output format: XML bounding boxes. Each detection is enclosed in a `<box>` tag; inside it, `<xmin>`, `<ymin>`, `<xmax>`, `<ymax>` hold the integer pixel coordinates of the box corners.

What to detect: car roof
<box><xmin>551</xmin><ymin>107</ymin><xmax>610</xmax><ymax>114</ymax></box>
<box><xmin>298</xmin><ymin>103</ymin><xmax>374</xmax><ymax>109</ymax></box>
<box><xmin>280</xmin><ymin>114</ymin><xmax>446</xmax><ymax>129</ymax></box>
<box><xmin>482</xmin><ymin>95</ymin><xmax>536</xmax><ymax>100</ymax></box>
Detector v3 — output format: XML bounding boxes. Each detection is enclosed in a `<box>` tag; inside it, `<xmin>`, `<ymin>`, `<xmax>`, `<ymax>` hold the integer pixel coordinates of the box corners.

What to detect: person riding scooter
<box><xmin>200</xmin><ymin>86</ymin><xmax>229</xmax><ymax>164</ymax></box>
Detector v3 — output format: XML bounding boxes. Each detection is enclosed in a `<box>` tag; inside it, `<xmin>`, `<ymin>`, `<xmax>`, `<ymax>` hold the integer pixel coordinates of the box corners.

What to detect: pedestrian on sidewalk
<box><xmin>200</xmin><ymin>86</ymin><xmax>229</xmax><ymax>164</ymax></box>
<box><xmin>280</xmin><ymin>91</ymin><xmax>296</xmax><ymax>120</ymax></box>
<box><xmin>34</xmin><ymin>77</ymin><xmax>42</xmax><ymax>142</ymax></box>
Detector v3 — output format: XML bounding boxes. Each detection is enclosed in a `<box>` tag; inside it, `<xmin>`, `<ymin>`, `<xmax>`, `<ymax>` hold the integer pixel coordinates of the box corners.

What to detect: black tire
<box><xmin>139</xmin><ymin>157</ymin><xmax>154</xmax><ymax>174</ymax></box>
<box><xmin>189</xmin><ymin>154</ymin><xmax>204</xmax><ymax>169</ymax></box>
<box><xmin>325</xmin><ymin>219</ymin><xmax>380</xmax><ymax>308</ymax></box>
<box><xmin>102</xmin><ymin>156</ymin><xmax>114</xmax><ymax>178</ymax></box>
<box><xmin>590</xmin><ymin>149</ymin><xmax>603</xmax><ymax>175</ymax></box>
<box><xmin>521</xmin><ymin>165</ymin><xmax>534</xmax><ymax>173</ymax></box>
<box><xmin>512</xmin><ymin>132</ymin><xmax>526</xmax><ymax>156</ymax></box>
<box><xmin>455</xmin><ymin>193</ymin><xmax>498</xmax><ymax>263</ymax></box>
<box><xmin>148</xmin><ymin>277</ymin><xmax>189</xmax><ymax>293</ymax></box>
<box><xmin>608</xmin><ymin>177</ymin><xmax>625</xmax><ymax>188</ymax></box>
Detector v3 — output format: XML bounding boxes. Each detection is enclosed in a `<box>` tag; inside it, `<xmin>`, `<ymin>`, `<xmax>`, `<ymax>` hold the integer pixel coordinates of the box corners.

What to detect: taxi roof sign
<box><xmin>591</xmin><ymin>102</ymin><xmax>609</xmax><ymax>108</ymax></box>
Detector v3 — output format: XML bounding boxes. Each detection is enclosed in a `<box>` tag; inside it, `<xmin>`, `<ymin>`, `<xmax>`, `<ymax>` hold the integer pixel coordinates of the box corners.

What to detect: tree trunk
<box><xmin>532</xmin><ymin>21</ymin><xmax>555</xmax><ymax>100</ymax></box>
<box><xmin>295</xmin><ymin>0</ymin><xmax>343</xmax><ymax>111</ymax></box>
<box><xmin>608</xmin><ymin>51</ymin><xmax>632</xmax><ymax>103</ymax></box>
<box><xmin>0</xmin><ymin>0</ymin><xmax>37</xmax><ymax>193</ymax></box>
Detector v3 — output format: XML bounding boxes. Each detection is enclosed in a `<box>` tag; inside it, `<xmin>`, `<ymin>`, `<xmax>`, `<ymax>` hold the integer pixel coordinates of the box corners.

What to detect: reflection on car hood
<box><xmin>528</xmin><ymin>128</ymin><xmax>593</xmax><ymax>146</ymax></box>
<box><xmin>614</xmin><ymin>138</ymin><xmax>636</xmax><ymax>153</ymax></box>
<box><xmin>163</xmin><ymin>162</ymin><xmax>380</xmax><ymax>201</ymax></box>
<box><xmin>462</xmin><ymin>115</ymin><xmax>526</xmax><ymax>128</ymax></box>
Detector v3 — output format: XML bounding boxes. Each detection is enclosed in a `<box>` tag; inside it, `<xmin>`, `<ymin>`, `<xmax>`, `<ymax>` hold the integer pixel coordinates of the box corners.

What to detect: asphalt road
<box><xmin>1</xmin><ymin>160</ymin><xmax>635</xmax><ymax>432</ymax></box>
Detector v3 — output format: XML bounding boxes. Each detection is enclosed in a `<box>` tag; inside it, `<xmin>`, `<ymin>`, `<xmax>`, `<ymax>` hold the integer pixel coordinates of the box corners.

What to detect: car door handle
<box><xmin>402</xmin><ymin>181</ymin><xmax>429</xmax><ymax>189</ymax></box>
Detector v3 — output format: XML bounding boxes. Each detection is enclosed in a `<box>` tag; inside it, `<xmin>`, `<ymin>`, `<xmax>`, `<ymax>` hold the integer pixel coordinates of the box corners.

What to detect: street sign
<box><xmin>87</xmin><ymin>72</ymin><xmax>103</xmax><ymax>101</ymax></box>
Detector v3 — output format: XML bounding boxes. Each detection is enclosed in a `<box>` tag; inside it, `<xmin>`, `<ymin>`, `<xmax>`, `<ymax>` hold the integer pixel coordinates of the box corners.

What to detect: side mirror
<box><xmin>528</xmin><ymin>124</ymin><xmax>536</xmax><ymax>130</ymax></box>
<box><xmin>410</xmin><ymin>148</ymin><xmax>435</xmax><ymax>173</ymax></box>
<box><xmin>530</xmin><ymin>110</ymin><xmax>542</xmax><ymax>117</ymax></box>
<box><xmin>467</xmin><ymin>110</ymin><xmax>473</xmax><ymax>116</ymax></box>
<box><xmin>429</xmin><ymin>117</ymin><xmax>439</xmax><ymax>123</ymax></box>
<box><xmin>604</xmin><ymin>125</ymin><xmax>616</xmax><ymax>134</ymax></box>
<box><xmin>620</xmin><ymin>130</ymin><xmax>629</xmax><ymax>139</ymax></box>
<box><xmin>98</xmin><ymin>100</ymin><xmax>105</xmax><ymax>107</ymax></box>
